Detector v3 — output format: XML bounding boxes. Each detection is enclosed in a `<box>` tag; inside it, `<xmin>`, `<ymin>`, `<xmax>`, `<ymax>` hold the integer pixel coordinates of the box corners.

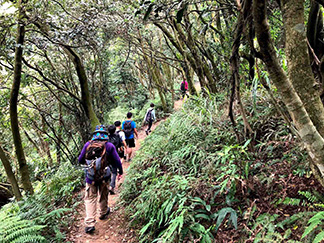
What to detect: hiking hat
<box><xmin>92</xmin><ymin>125</ymin><xmax>109</xmax><ymax>140</ymax></box>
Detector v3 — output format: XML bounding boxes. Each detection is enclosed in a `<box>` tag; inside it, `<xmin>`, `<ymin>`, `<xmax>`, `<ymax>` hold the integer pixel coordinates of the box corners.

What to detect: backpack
<box><xmin>123</xmin><ymin>121</ymin><xmax>133</xmax><ymax>137</ymax></box>
<box><xmin>146</xmin><ymin>109</ymin><xmax>153</xmax><ymax>122</ymax></box>
<box><xmin>85</xmin><ymin>140</ymin><xmax>110</xmax><ymax>182</ymax></box>
<box><xmin>108</xmin><ymin>133</ymin><xmax>122</xmax><ymax>150</ymax></box>
<box><xmin>180</xmin><ymin>82</ymin><xmax>185</xmax><ymax>91</ymax></box>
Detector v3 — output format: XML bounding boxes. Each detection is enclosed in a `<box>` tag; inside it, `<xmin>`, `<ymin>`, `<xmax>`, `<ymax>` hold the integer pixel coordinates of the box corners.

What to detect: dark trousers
<box><xmin>182</xmin><ymin>90</ymin><xmax>189</xmax><ymax>99</ymax></box>
<box><xmin>147</xmin><ymin>120</ymin><xmax>153</xmax><ymax>131</ymax></box>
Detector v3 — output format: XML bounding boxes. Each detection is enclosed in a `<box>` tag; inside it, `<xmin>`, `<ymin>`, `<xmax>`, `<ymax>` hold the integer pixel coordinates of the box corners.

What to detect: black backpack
<box><xmin>180</xmin><ymin>82</ymin><xmax>185</xmax><ymax>91</ymax></box>
<box><xmin>146</xmin><ymin>109</ymin><xmax>153</xmax><ymax>122</ymax></box>
<box><xmin>108</xmin><ymin>133</ymin><xmax>122</xmax><ymax>150</ymax></box>
<box><xmin>85</xmin><ymin>140</ymin><xmax>110</xmax><ymax>182</ymax></box>
<box><xmin>123</xmin><ymin>121</ymin><xmax>133</xmax><ymax>137</ymax></box>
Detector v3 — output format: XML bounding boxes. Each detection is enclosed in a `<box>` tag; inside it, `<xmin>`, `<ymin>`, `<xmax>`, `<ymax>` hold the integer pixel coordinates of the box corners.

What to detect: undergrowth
<box><xmin>0</xmin><ymin>162</ymin><xmax>83</xmax><ymax>242</ymax></box>
<box><xmin>120</xmin><ymin>93</ymin><xmax>324</xmax><ymax>242</ymax></box>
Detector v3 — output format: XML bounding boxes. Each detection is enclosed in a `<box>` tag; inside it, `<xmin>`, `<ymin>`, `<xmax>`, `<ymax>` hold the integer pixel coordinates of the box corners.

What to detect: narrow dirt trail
<box><xmin>66</xmin><ymin>99</ymin><xmax>184</xmax><ymax>243</ymax></box>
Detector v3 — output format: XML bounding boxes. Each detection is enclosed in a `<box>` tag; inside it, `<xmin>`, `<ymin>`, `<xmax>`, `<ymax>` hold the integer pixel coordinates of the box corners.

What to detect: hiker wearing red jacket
<box><xmin>180</xmin><ymin>80</ymin><xmax>189</xmax><ymax>99</ymax></box>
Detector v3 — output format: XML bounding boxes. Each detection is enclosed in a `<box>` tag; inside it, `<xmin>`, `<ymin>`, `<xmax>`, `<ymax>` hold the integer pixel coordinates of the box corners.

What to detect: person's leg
<box><xmin>128</xmin><ymin>148</ymin><xmax>133</xmax><ymax>161</ymax></box>
<box><xmin>125</xmin><ymin>139</ymin><xmax>131</xmax><ymax>161</ymax></box>
<box><xmin>145</xmin><ymin>122</ymin><xmax>149</xmax><ymax>135</ymax></box>
<box><xmin>84</xmin><ymin>183</ymin><xmax>98</xmax><ymax>231</ymax></box>
<box><xmin>127</xmin><ymin>138</ymin><xmax>135</xmax><ymax>161</ymax></box>
<box><xmin>148</xmin><ymin>120</ymin><xmax>153</xmax><ymax>132</ymax></box>
<box><xmin>118</xmin><ymin>150</ymin><xmax>125</xmax><ymax>164</ymax></box>
<box><xmin>109</xmin><ymin>167</ymin><xmax>117</xmax><ymax>193</ymax></box>
<box><xmin>98</xmin><ymin>181</ymin><xmax>109</xmax><ymax>219</ymax></box>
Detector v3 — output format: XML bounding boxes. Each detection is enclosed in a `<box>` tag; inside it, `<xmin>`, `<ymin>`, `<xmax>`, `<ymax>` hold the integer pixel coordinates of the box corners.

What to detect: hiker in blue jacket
<box><xmin>122</xmin><ymin>112</ymin><xmax>138</xmax><ymax>162</ymax></box>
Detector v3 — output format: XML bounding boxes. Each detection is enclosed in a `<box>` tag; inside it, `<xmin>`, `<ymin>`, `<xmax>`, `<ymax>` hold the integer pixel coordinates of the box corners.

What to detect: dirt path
<box><xmin>66</xmin><ymin>99</ymin><xmax>184</xmax><ymax>243</ymax></box>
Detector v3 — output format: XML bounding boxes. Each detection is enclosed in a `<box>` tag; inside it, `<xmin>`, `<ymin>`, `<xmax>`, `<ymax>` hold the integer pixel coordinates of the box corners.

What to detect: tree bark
<box><xmin>253</xmin><ymin>0</ymin><xmax>324</xmax><ymax>185</ymax></box>
<box><xmin>63</xmin><ymin>46</ymin><xmax>100</xmax><ymax>131</ymax></box>
<box><xmin>282</xmin><ymin>0</ymin><xmax>324</xmax><ymax>137</ymax></box>
<box><xmin>0</xmin><ymin>144</ymin><xmax>22</xmax><ymax>200</ymax></box>
<box><xmin>9</xmin><ymin>0</ymin><xmax>34</xmax><ymax>194</ymax></box>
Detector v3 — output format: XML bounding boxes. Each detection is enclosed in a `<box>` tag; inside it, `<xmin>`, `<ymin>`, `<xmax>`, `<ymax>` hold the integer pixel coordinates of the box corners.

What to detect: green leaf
<box><xmin>215</xmin><ymin>207</ymin><xmax>237</xmax><ymax>232</ymax></box>
<box><xmin>230</xmin><ymin>210</ymin><xmax>238</xmax><ymax>229</ymax></box>
<box><xmin>302</xmin><ymin>222</ymin><xmax>320</xmax><ymax>239</ymax></box>
<box><xmin>140</xmin><ymin>219</ymin><xmax>154</xmax><ymax>236</ymax></box>
<box><xmin>313</xmin><ymin>231</ymin><xmax>324</xmax><ymax>243</ymax></box>
<box><xmin>205</xmin><ymin>204</ymin><xmax>211</xmax><ymax>212</ymax></box>
<box><xmin>195</xmin><ymin>214</ymin><xmax>210</xmax><ymax>220</ymax></box>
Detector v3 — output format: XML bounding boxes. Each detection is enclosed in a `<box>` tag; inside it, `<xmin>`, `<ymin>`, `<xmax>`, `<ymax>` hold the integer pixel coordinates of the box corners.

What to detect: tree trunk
<box><xmin>41</xmin><ymin>117</ymin><xmax>53</xmax><ymax>168</ymax></box>
<box><xmin>57</xmin><ymin>101</ymin><xmax>62</xmax><ymax>164</ymax></box>
<box><xmin>282</xmin><ymin>0</ymin><xmax>324</xmax><ymax>137</ymax></box>
<box><xmin>0</xmin><ymin>144</ymin><xmax>22</xmax><ymax>200</ymax></box>
<box><xmin>9</xmin><ymin>1</ymin><xmax>34</xmax><ymax>194</ymax></box>
<box><xmin>253</xmin><ymin>0</ymin><xmax>324</xmax><ymax>186</ymax></box>
<box><xmin>64</xmin><ymin>46</ymin><xmax>100</xmax><ymax>131</ymax></box>
<box><xmin>230</xmin><ymin>0</ymin><xmax>253</xmax><ymax>138</ymax></box>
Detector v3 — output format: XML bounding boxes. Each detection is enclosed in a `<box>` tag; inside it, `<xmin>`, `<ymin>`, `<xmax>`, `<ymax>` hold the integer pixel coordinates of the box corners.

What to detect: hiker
<box><xmin>78</xmin><ymin>125</ymin><xmax>123</xmax><ymax>234</ymax></box>
<box><xmin>114</xmin><ymin>120</ymin><xmax>127</xmax><ymax>163</ymax></box>
<box><xmin>143</xmin><ymin>103</ymin><xmax>156</xmax><ymax>135</ymax></box>
<box><xmin>180</xmin><ymin>79</ymin><xmax>189</xmax><ymax>99</ymax></box>
<box><xmin>107</xmin><ymin>124</ymin><xmax>125</xmax><ymax>194</ymax></box>
<box><xmin>122</xmin><ymin>112</ymin><xmax>138</xmax><ymax>162</ymax></box>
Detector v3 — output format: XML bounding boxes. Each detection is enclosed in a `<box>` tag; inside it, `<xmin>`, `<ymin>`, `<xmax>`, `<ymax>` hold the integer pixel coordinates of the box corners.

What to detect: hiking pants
<box><xmin>147</xmin><ymin>120</ymin><xmax>153</xmax><ymax>131</ymax></box>
<box><xmin>182</xmin><ymin>90</ymin><xmax>189</xmax><ymax>99</ymax></box>
<box><xmin>110</xmin><ymin>166</ymin><xmax>117</xmax><ymax>189</ymax></box>
<box><xmin>84</xmin><ymin>181</ymin><xmax>109</xmax><ymax>227</ymax></box>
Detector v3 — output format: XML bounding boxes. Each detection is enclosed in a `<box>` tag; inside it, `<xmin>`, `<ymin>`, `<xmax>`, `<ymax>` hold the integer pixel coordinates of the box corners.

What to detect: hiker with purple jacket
<box><xmin>78</xmin><ymin>125</ymin><xmax>123</xmax><ymax>234</ymax></box>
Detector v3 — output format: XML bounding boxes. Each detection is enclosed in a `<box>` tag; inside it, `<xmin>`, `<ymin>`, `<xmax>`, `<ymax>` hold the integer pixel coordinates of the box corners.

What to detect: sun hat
<box><xmin>92</xmin><ymin>125</ymin><xmax>109</xmax><ymax>140</ymax></box>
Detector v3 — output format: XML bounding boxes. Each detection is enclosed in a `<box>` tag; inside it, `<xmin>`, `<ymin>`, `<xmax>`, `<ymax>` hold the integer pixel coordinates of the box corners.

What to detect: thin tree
<box><xmin>0</xmin><ymin>143</ymin><xmax>22</xmax><ymax>200</ymax></box>
<box><xmin>9</xmin><ymin>0</ymin><xmax>34</xmax><ymax>194</ymax></box>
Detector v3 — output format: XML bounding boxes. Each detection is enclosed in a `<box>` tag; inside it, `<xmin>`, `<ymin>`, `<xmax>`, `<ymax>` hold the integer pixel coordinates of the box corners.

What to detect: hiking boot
<box><xmin>85</xmin><ymin>226</ymin><xmax>95</xmax><ymax>234</ymax></box>
<box><xmin>145</xmin><ymin>130</ymin><xmax>148</xmax><ymax>135</ymax></box>
<box><xmin>99</xmin><ymin>207</ymin><xmax>110</xmax><ymax>220</ymax></box>
<box><xmin>109</xmin><ymin>186</ymin><xmax>115</xmax><ymax>195</ymax></box>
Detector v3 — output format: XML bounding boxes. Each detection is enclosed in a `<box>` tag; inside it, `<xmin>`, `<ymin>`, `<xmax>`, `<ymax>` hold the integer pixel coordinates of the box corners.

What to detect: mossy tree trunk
<box><xmin>9</xmin><ymin>0</ymin><xmax>34</xmax><ymax>194</ymax></box>
<box><xmin>253</xmin><ymin>0</ymin><xmax>324</xmax><ymax>186</ymax></box>
<box><xmin>64</xmin><ymin>47</ymin><xmax>100</xmax><ymax>131</ymax></box>
<box><xmin>0</xmin><ymin>144</ymin><xmax>22</xmax><ymax>200</ymax></box>
<box><xmin>282</xmin><ymin>0</ymin><xmax>324</xmax><ymax>137</ymax></box>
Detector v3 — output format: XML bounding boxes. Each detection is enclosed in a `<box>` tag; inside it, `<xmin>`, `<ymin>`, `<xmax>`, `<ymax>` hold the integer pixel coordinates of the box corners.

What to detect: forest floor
<box><xmin>65</xmin><ymin>98</ymin><xmax>185</xmax><ymax>243</ymax></box>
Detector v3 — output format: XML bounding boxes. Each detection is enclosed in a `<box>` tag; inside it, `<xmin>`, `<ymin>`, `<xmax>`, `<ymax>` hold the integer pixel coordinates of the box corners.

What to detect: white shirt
<box><xmin>144</xmin><ymin>108</ymin><xmax>156</xmax><ymax>122</ymax></box>
<box><xmin>116</xmin><ymin>129</ymin><xmax>126</xmax><ymax>141</ymax></box>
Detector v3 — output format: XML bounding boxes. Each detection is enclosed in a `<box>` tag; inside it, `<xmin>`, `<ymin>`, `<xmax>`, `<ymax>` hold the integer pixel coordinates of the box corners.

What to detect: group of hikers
<box><xmin>78</xmin><ymin>105</ymin><xmax>156</xmax><ymax>234</ymax></box>
<box><xmin>77</xmin><ymin>80</ymin><xmax>188</xmax><ymax>234</ymax></box>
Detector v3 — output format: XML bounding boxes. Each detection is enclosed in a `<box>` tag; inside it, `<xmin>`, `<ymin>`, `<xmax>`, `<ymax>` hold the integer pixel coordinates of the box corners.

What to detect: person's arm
<box><xmin>152</xmin><ymin>109</ymin><xmax>156</xmax><ymax>121</ymax></box>
<box><xmin>133</xmin><ymin>128</ymin><xmax>138</xmax><ymax>139</ymax></box>
<box><xmin>120</xmin><ymin>132</ymin><xmax>127</xmax><ymax>149</ymax></box>
<box><xmin>106</xmin><ymin>143</ymin><xmax>123</xmax><ymax>175</ymax></box>
<box><xmin>78</xmin><ymin>142</ymin><xmax>90</xmax><ymax>164</ymax></box>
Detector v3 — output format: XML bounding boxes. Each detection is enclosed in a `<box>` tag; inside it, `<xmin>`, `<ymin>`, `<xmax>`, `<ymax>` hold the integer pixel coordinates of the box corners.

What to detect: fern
<box><xmin>302</xmin><ymin>211</ymin><xmax>324</xmax><ymax>242</ymax></box>
<box><xmin>298</xmin><ymin>191</ymin><xmax>319</xmax><ymax>203</ymax></box>
<box><xmin>0</xmin><ymin>212</ymin><xmax>46</xmax><ymax>243</ymax></box>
